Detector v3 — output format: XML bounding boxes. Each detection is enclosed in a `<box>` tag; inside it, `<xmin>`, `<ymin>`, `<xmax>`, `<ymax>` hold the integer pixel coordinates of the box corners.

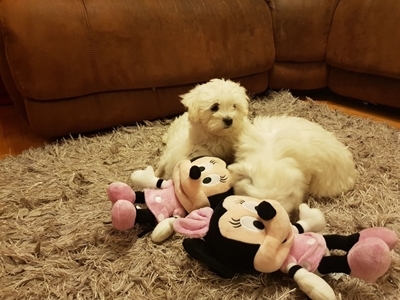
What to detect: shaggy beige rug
<box><xmin>0</xmin><ymin>91</ymin><xmax>399</xmax><ymax>300</ymax></box>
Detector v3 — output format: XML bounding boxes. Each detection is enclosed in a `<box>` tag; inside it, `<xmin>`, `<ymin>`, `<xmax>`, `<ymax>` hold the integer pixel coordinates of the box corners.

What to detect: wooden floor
<box><xmin>1</xmin><ymin>93</ymin><xmax>399</xmax><ymax>159</ymax></box>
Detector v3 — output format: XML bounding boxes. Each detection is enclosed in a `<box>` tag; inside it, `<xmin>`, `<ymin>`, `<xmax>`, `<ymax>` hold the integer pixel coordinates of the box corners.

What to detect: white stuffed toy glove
<box><xmin>293</xmin><ymin>267</ymin><xmax>336</xmax><ymax>300</ymax></box>
<box><xmin>296</xmin><ymin>203</ymin><xmax>326</xmax><ymax>233</ymax></box>
<box><xmin>151</xmin><ymin>217</ymin><xmax>176</xmax><ymax>243</ymax></box>
<box><xmin>130</xmin><ymin>166</ymin><xmax>159</xmax><ymax>189</ymax></box>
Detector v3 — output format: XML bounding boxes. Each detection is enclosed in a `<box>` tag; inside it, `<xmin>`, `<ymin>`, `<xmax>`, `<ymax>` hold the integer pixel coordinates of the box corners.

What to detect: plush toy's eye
<box><xmin>241</xmin><ymin>201</ymin><xmax>259</xmax><ymax>213</ymax></box>
<box><xmin>196</xmin><ymin>162</ymin><xmax>214</xmax><ymax>173</ymax></box>
<box><xmin>210</xmin><ymin>103</ymin><xmax>219</xmax><ymax>112</ymax></box>
<box><xmin>202</xmin><ymin>174</ymin><xmax>222</xmax><ymax>186</ymax></box>
<box><xmin>240</xmin><ymin>216</ymin><xmax>265</xmax><ymax>232</ymax></box>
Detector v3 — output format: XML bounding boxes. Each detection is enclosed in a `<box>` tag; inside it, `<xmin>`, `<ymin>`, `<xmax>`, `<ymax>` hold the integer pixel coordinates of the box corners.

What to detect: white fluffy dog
<box><xmin>155</xmin><ymin>78</ymin><xmax>250</xmax><ymax>179</ymax></box>
<box><xmin>228</xmin><ymin>115</ymin><xmax>357</xmax><ymax>213</ymax></box>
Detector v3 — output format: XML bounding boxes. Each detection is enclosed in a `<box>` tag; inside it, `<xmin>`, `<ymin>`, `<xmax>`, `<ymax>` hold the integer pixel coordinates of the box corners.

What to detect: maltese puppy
<box><xmin>228</xmin><ymin>115</ymin><xmax>357</xmax><ymax>213</ymax></box>
<box><xmin>156</xmin><ymin>78</ymin><xmax>250</xmax><ymax>179</ymax></box>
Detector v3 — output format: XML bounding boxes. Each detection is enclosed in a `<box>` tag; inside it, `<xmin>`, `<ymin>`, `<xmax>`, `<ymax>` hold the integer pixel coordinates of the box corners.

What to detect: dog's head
<box><xmin>180</xmin><ymin>78</ymin><xmax>249</xmax><ymax>136</ymax></box>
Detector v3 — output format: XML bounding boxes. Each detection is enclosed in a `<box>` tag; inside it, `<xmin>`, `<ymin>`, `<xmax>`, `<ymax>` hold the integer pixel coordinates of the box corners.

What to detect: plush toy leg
<box><xmin>347</xmin><ymin>237</ymin><xmax>392</xmax><ymax>283</ymax></box>
<box><xmin>111</xmin><ymin>200</ymin><xmax>137</xmax><ymax>231</ymax></box>
<box><xmin>324</xmin><ymin>227</ymin><xmax>398</xmax><ymax>252</ymax></box>
<box><xmin>107</xmin><ymin>182</ymin><xmax>136</xmax><ymax>204</ymax></box>
<box><xmin>111</xmin><ymin>203</ymin><xmax>156</xmax><ymax>233</ymax></box>
<box><xmin>317</xmin><ymin>255</ymin><xmax>350</xmax><ymax>275</ymax></box>
<box><xmin>359</xmin><ymin>227</ymin><xmax>397</xmax><ymax>250</ymax></box>
<box><xmin>320</xmin><ymin>237</ymin><xmax>393</xmax><ymax>283</ymax></box>
<box><xmin>135</xmin><ymin>208</ymin><xmax>157</xmax><ymax>224</ymax></box>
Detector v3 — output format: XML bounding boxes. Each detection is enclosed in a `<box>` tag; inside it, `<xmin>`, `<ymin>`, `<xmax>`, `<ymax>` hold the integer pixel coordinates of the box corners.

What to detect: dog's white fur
<box><xmin>228</xmin><ymin>115</ymin><xmax>357</xmax><ymax>213</ymax></box>
<box><xmin>155</xmin><ymin>78</ymin><xmax>250</xmax><ymax>179</ymax></box>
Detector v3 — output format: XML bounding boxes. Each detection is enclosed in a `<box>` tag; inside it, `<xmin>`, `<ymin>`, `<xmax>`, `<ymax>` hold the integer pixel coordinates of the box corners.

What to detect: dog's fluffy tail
<box><xmin>230</xmin><ymin>157</ymin><xmax>309</xmax><ymax>213</ymax></box>
<box><xmin>308</xmin><ymin>146</ymin><xmax>357</xmax><ymax>198</ymax></box>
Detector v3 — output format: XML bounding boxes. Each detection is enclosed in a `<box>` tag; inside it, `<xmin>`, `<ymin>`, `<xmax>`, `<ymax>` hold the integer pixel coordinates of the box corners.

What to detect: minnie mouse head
<box><xmin>174</xmin><ymin>196</ymin><xmax>397</xmax><ymax>300</ymax></box>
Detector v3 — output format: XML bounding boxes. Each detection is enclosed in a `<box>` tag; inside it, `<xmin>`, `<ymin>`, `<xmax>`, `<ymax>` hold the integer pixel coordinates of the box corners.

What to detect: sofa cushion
<box><xmin>268</xmin><ymin>0</ymin><xmax>339</xmax><ymax>62</ymax></box>
<box><xmin>268</xmin><ymin>61</ymin><xmax>329</xmax><ymax>89</ymax></box>
<box><xmin>0</xmin><ymin>0</ymin><xmax>274</xmax><ymax>100</ymax></box>
<box><xmin>327</xmin><ymin>0</ymin><xmax>400</xmax><ymax>80</ymax></box>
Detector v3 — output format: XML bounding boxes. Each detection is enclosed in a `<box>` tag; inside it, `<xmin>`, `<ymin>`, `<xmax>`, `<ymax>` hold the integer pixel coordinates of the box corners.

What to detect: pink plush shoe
<box><xmin>111</xmin><ymin>200</ymin><xmax>137</xmax><ymax>231</ymax></box>
<box><xmin>348</xmin><ymin>237</ymin><xmax>392</xmax><ymax>283</ymax></box>
<box><xmin>107</xmin><ymin>182</ymin><xmax>136</xmax><ymax>204</ymax></box>
<box><xmin>359</xmin><ymin>227</ymin><xmax>398</xmax><ymax>250</ymax></box>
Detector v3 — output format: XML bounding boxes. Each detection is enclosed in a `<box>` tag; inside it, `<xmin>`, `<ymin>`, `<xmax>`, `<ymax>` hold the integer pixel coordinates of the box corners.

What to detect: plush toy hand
<box><xmin>293</xmin><ymin>268</ymin><xmax>336</xmax><ymax>300</ymax></box>
<box><xmin>130</xmin><ymin>166</ymin><xmax>158</xmax><ymax>189</ymax></box>
<box><xmin>297</xmin><ymin>203</ymin><xmax>326</xmax><ymax>233</ymax></box>
<box><xmin>151</xmin><ymin>217</ymin><xmax>176</xmax><ymax>243</ymax></box>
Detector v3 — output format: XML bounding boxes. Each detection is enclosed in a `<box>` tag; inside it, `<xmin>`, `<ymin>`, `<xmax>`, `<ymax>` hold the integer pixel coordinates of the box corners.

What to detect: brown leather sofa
<box><xmin>0</xmin><ymin>0</ymin><xmax>399</xmax><ymax>138</ymax></box>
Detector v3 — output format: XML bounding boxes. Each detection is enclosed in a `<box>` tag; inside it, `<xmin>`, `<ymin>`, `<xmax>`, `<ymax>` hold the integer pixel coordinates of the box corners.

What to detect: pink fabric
<box><xmin>174</xmin><ymin>207</ymin><xmax>213</xmax><ymax>238</ymax></box>
<box><xmin>144</xmin><ymin>183</ymin><xmax>186</xmax><ymax>222</ymax></box>
<box><xmin>359</xmin><ymin>227</ymin><xmax>398</xmax><ymax>250</ymax></box>
<box><xmin>348</xmin><ymin>237</ymin><xmax>392</xmax><ymax>283</ymax></box>
<box><xmin>281</xmin><ymin>232</ymin><xmax>327</xmax><ymax>273</ymax></box>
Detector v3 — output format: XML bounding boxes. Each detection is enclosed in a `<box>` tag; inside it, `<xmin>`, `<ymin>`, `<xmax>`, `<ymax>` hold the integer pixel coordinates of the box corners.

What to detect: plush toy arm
<box><xmin>295</xmin><ymin>203</ymin><xmax>326</xmax><ymax>233</ymax></box>
<box><xmin>174</xmin><ymin>207</ymin><xmax>213</xmax><ymax>238</ymax></box>
<box><xmin>130</xmin><ymin>166</ymin><xmax>169</xmax><ymax>189</ymax></box>
<box><xmin>290</xmin><ymin>265</ymin><xmax>336</xmax><ymax>300</ymax></box>
<box><xmin>151</xmin><ymin>207</ymin><xmax>213</xmax><ymax>243</ymax></box>
<box><xmin>182</xmin><ymin>238</ymin><xmax>236</xmax><ymax>279</ymax></box>
<box><xmin>151</xmin><ymin>217</ymin><xmax>176</xmax><ymax>243</ymax></box>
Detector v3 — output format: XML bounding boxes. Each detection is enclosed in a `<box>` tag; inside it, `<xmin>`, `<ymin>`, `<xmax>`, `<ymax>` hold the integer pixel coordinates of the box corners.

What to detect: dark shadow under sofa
<box><xmin>0</xmin><ymin>0</ymin><xmax>399</xmax><ymax>138</ymax></box>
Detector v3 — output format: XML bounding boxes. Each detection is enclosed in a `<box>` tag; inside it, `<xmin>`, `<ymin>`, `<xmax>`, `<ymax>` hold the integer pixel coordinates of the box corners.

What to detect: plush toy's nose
<box><xmin>256</xmin><ymin>201</ymin><xmax>276</xmax><ymax>220</ymax></box>
<box><xmin>189</xmin><ymin>166</ymin><xmax>201</xmax><ymax>180</ymax></box>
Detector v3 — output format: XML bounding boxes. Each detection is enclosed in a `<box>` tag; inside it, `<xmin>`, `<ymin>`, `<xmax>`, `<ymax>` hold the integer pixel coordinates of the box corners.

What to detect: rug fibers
<box><xmin>0</xmin><ymin>91</ymin><xmax>399</xmax><ymax>300</ymax></box>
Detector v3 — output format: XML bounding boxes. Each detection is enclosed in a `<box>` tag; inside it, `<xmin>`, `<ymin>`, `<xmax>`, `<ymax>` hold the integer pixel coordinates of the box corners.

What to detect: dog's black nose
<box><xmin>189</xmin><ymin>166</ymin><xmax>201</xmax><ymax>180</ymax></box>
<box><xmin>223</xmin><ymin>118</ymin><xmax>233</xmax><ymax>127</ymax></box>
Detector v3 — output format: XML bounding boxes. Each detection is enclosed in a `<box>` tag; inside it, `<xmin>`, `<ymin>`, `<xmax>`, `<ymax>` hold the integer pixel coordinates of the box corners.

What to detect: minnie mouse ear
<box><xmin>183</xmin><ymin>239</ymin><xmax>236</xmax><ymax>278</ymax></box>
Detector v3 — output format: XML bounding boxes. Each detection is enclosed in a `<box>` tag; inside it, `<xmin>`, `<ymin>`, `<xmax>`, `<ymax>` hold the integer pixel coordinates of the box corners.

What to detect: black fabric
<box><xmin>293</xmin><ymin>223</ymin><xmax>304</xmax><ymax>234</ymax></box>
<box><xmin>288</xmin><ymin>264</ymin><xmax>303</xmax><ymax>278</ymax></box>
<box><xmin>203</xmin><ymin>197</ymin><xmax>260</xmax><ymax>274</ymax></box>
<box><xmin>256</xmin><ymin>201</ymin><xmax>276</xmax><ymax>220</ymax></box>
<box><xmin>323</xmin><ymin>233</ymin><xmax>360</xmax><ymax>252</ymax></box>
<box><xmin>135</xmin><ymin>209</ymin><xmax>156</xmax><ymax>225</ymax></box>
<box><xmin>189</xmin><ymin>166</ymin><xmax>201</xmax><ymax>179</ymax></box>
<box><xmin>190</xmin><ymin>156</ymin><xmax>205</xmax><ymax>163</ymax></box>
<box><xmin>207</xmin><ymin>187</ymin><xmax>234</xmax><ymax>209</ymax></box>
<box><xmin>317</xmin><ymin>255</ymin><xmax>351</xmax><ymax>275</ymax></box>
<box><xmin>134</xmin><ymin>191</ymin><xmax>146</xmax><ymax>204</ymax></box>
<box><xmin>182</xmin><ymin>239</ymin><xmax>236</xmax><ymax>279</ymax></box>
<box><xmin>156</xmin><ymin>179</ymin><xmax>164</xmax><ymax>188</ymax></box>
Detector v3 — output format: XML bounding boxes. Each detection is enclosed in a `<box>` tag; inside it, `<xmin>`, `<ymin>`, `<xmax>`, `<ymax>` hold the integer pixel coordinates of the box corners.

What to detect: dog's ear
<box><xmin>227</xmin><ymin>82</ymin><xmax>250</xmax><ymax>118</ymax></box>
<box><xmin>237</xmin><ymin>95</ymin><xmax>250</xmax><ymax>118</ymax></box>
<box><xmin>180</xmin><ymin>91</ymin><xmax>192</xmax><ymax>109</ymax></box>
<box><xmin>180</xmin><ymin>90</ymin><xmax>202</xmax><ymax>122</ymax></box>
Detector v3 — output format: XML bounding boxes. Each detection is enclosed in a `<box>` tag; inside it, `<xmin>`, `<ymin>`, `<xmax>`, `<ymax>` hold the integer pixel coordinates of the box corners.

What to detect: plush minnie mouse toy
<box><xmin>174</xmin><ymin>196</ymin><xmax>398</xmax><ymax>300</ymax></box>
<box><xmin>106</xmin><ymin>156</ymin><xmax>233</xmax><ymax>242</ymax></box>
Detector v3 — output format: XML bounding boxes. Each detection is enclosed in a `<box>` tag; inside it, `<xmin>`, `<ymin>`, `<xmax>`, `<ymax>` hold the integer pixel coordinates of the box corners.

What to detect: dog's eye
<box><xmin>233</xmin><ymin>104</ymin><xmax>237</xmax><ymax>109</ymax></box>
<box><xmin>210</xmin><ymin>104</ymin><xmax>219</xmax><ymax>112</ymax></box>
